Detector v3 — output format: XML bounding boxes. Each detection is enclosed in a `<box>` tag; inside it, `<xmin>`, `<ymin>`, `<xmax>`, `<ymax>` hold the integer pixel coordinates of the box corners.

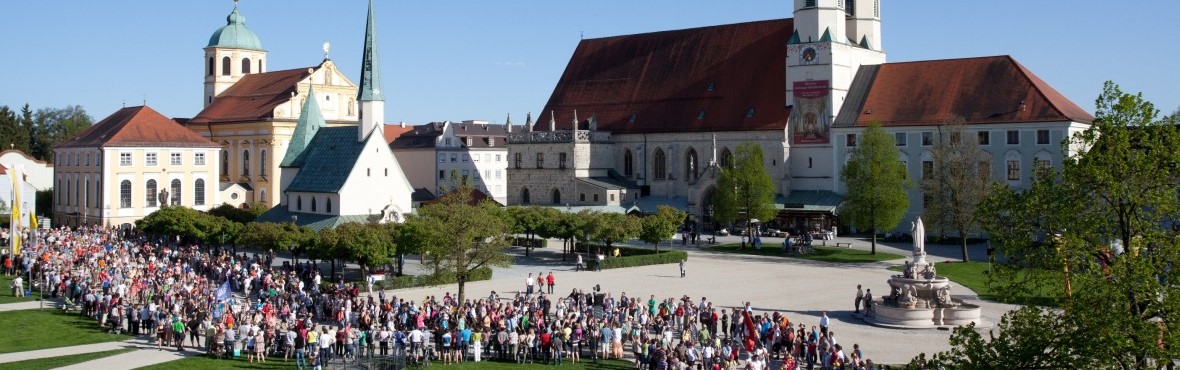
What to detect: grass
<box><xmin>3</xmin><ymin>348</ymin><xmax>135</xmax><ymax>370</ymax></box>
<box><xmin>0</xmin><ymin>309</ymin><xmax>128</xmax><ymax>353</ymax></box>
<box><xmin>889</xmin><ymin>261</ymin><xmax>1062</xmax><ymax>306</ymax></box>
<box><xmin>0</xmin><ymin>274</ymin><xmax>40</xmax><ymax>304</ymax></box>
<box><xmin>136</xmin><ymin>357</ymin><xmax>633</xmax><ymax>370</ymax></box>
<box><xmin>707</xmin><ymin>243</ymin><xmax>905</xmax><ymax>263</ymax></box>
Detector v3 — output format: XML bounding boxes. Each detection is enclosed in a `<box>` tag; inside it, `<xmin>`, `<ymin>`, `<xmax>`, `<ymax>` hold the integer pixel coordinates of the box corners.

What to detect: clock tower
<box><xmin>786</xmin><ymin>0</ymin><xmax>886</xmax><ymax>190</ymax></box>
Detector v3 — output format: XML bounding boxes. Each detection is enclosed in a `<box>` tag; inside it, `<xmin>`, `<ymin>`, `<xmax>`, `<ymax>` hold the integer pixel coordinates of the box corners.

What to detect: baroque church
<box><xmin>188</xmin><ymin>0</ymin><xmax>414</xmax><ymax>229</ymax></box>
<box><xmin>507</xmin><ymin>0</ymin><xmax>1093</xmax><ymax>233</ymax></box>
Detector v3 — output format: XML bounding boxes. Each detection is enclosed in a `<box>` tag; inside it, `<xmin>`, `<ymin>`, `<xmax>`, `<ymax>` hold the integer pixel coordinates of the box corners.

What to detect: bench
<box><xmin>835</xmin><ymin>242</ymin><xmax>852</xmax><ymax>248</ymax></box>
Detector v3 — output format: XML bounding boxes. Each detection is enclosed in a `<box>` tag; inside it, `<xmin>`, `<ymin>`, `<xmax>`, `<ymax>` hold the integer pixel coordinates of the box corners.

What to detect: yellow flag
<box><xmin>29</xmin><ymin>210</ymin><xmax>37</xmax><ymax>230</ymax></box>
<box><xmin>10</xmin><ymin>170</ymin><xmax>20</xmax><ymax>255</ymax></box>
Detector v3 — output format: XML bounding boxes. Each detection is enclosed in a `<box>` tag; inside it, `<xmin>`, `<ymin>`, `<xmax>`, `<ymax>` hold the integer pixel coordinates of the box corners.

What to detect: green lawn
<box><xmin>0</xmin><ymin>309</ymin><xmax>128</xmax><ymax>353</ymax></box>
<box><xmin>136</xmin><ymin>357</ymin><xmax>632</xmax><ymax>370</ymax></box>
<box><xmin>708</xmin><ymin>243</ymin><xmax>905</xmax><ymax>263</ymax></box>
<box><xmin>0</xmin><ymin>274</ymin><xmax>40</xmax><ymax>304</ymax></box>
<box><xmin>4</xmin><ymin>348</ymin><xmax>135</xmax><ymax>370</ymax></box>
<box><xmin>889</xmin><ymin>261</ymin><xmax>1062</xmax><ymax>306</ymax></box>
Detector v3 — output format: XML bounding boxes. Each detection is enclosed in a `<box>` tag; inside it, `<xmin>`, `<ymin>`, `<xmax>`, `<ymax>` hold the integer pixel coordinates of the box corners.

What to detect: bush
<box><xmin>573</xmin><ymin>243</ymin><xmax>686</xmax><ymax>270</ymax></box>
<box><xmin>514</xmin><ymin>237</ymin><xmax>548</xmax><ymax>249</ymax></box>
<box><xmin>371</xmin><ymin>266</ymin><xmax>495</xmax><ymax>290</ymax></box>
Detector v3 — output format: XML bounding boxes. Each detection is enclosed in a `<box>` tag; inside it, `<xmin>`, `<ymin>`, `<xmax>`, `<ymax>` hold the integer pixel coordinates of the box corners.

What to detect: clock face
<box><xmin>802</xmin><ymin>48</ymin><xmax>817</xmax><ymax>64</ymax></box>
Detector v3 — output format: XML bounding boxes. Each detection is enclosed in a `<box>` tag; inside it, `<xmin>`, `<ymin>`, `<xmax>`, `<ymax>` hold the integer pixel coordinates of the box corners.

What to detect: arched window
<box><xmin>521</xmin><ymin>188</ymin><xmax>531</xmax><ymax>204</ymax></box>
<box><xmin>653</xmin><ymin>148</ymin><xmax>667</xmax><ymax>180</ymax></box>
<box><xmin>146</xmin><ymin>179</ymin><xmax>157</xmax><ymax>207</ymax></box>
<box><xmin>259</xmin><ymin>149</ymin><xmax>267</xmax><ymax>176</ymax></box>
<box><xmin>241</xmin><ymin>149</ymin><xmax>250</xmax><ymax>176</ymax></box>
<box><xmin>221</xmin><ymin>56</ymin><xmax>231</xmax><ymax>76</ymax></box>
<box><xmin>623</xmin><ymin>149</ymin><xmax>634</xmax><ymax>177</ymax></box>
<box><xmin>720</xmin><ymin>148</ymin><xmax>733</xmax><ymax>168</ymax></box>
<box><xmin>297</xmin><ymin>196</ymin><xmax>303</xmax><ymax>211</ymax></box>
<box><xmin>551</xmin><ymin>188</ymin><xmax>562</xmax><ymax>205</ymax></box>
<box><xmin>220</xmin><ymin>151</ymin><xmax>228</xmax><ymax>177</ymax></box>
<box><xmin>119</xmin><ymin>180</ymin><xmax>131</xmax><ymax>208</ymax></box>
<box><xmin>207</xmin><ymin>57</ymin><xmax>215</xmax><ymax>76</ymax></box>
<box><xmin>194</xmin><ymin>179</ymin><xmax>206</xmax><ymax>206</ymax></box>
<box><xmin>347</xmin><ymin>98</ymin><xmax>355</xmax><ymax>115</ymax></box>
<box><xmin>241</xmin><ymin>58</ymin><xmax>251</xmax><ymax>74</ymax></box>
<box><xmin>685</xmin><ymin>148</ymin><xmax>699</xmax><ymax>181</ymax></box>
<box><xmin>260</xmin><ymin>189</ymin><xmax>267</xmax><ymax>204</ymax></box>
<box><xmin>170</xmin><ymin>179</ymin><xmax>181</xmax><ymax>206</ymax></box>
<box><xmin>326</xmin><ymin>197</ymin><xmax>333</xmax><ymax>213</ymax></box>
<box><xmin>311</xmin><ymin>197</ymin><xmax>318</xmax><ymax>212</ymax></box>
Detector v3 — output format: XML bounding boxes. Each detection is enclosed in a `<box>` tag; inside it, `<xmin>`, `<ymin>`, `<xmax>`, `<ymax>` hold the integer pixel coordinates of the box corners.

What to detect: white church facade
<box><xmin>507</xmin><ymin>0</ymin><xmax>1093</xmax><ymax>233</ymax></box>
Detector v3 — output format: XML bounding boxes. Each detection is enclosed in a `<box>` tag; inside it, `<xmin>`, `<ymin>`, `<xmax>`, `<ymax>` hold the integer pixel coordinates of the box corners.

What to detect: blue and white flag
<box><xmin>214</xmin><ymin>281</ymin><xmax>231</xmax><ymax>301</ymax></box>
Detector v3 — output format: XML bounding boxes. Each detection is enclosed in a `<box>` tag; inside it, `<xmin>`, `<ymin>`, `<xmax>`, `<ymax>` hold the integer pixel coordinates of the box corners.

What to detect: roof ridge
<box><xmin>882</xmin><ymin>54</ymin><xmax>1010</xmax><ymax>66</ymax></box>
<box><xmin>583</xmin><ymin>17</ymin><xmax>791</xmax><ymax>42</ymax></box>
<box><xmin>1006</xmin><ymin>55</ymin><xmax>1094</xmax><ymax>123</ymax></box>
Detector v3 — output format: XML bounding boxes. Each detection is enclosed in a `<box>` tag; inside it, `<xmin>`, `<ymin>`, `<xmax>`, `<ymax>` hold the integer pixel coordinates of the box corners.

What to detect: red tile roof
<box><xmin>842</xmin><ymin>56</ymin><xmax>1094</xmax><ymax>127</ymax></box>
<box><xmin>188</xmin><ymin>67</ymin><xmax>314</xmax><ymax>124</ymax></box>
<box><xmin>536</xmin><ymin>19</ymin><xmax>794</xmax><ymax>134</ymax></box>
<box><xmin>382</xmin><ymin>124</ymin><xmax>415</xmax><ymax>144</ymax></box>
<box><xmin>55</xmin><ymin>106</ymin><xmax>219</xmax><ymax>148</ymax></box>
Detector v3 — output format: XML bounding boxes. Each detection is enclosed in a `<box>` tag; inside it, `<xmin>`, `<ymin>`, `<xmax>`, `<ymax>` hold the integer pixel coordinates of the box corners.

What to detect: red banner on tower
<box><xmin>792</xmin><ymin>80</ymin><xmax>831</xmax><ymax>145</ymax></box>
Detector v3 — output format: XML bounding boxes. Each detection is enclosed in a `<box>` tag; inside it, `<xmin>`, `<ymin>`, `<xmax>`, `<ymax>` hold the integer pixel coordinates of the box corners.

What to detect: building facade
<box><xmin>0</xmin><ymin>150</ymin><xmax>53</xmax><ymax>191</ymax></box>
<box><xmin>53</xmin><ymin>106</ymin><xmax>221</xmax><ymax>228</ymax></box>
<box><xmin>508</xmin><ymin>0</ymin><xmax>1093</xmax><ymax>232</ymax></box>
<box><xmin>389</xmin><ymin>120</ymin><xmax>512</xmax><ymax>205</ymax></box>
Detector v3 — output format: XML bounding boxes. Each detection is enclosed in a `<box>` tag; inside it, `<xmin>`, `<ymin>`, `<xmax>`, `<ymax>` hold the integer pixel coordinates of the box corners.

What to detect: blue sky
<box><xmin>2</xmin><ymin>0</ymin><xmax>1177</xmax><ymax>124</ymax></box>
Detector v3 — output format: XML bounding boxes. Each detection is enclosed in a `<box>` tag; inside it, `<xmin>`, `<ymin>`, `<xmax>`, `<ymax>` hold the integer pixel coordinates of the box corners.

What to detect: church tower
<box><xmin>786</xmin><ymin>0</ymin><xmax>886</xmax><ymax>190</ymax></box>
<box><xmin>357</xmin><ymin>0</ymin><xmax>385</xmax><ymax>142</ymax></box>
<box><xmin>204</xmin><ymin>1</ymin><xmax>267</xmax><ymax>107</ymax></box>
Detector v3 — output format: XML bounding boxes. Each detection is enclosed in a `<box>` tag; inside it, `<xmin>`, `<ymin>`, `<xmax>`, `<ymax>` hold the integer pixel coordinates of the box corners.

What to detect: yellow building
<box><xmin>53</xmin><ymin>106</ymin><xmax>221</xmax><ymax>228</ymax></box>
<box><xmin>186</xmin><ymin>3</ymin><xmax>358</xmax><ymax>208</ymax></box>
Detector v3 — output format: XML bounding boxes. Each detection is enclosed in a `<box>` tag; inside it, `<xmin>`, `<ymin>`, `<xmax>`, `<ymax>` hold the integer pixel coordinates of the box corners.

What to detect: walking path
<box><xmin>0</xmin><ymin>299</ymin><xmax>50</xmax><ymax>312</ymax></box>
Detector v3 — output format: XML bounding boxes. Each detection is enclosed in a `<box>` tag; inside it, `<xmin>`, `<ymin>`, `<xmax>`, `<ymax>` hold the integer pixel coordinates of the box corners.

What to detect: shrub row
<box><xmin>325</xmin><ymin>267</ymin><xmax>494</xmax><ymax>291</ymax></box>
<box><xmin>514</xmin><ymin>237</ymin><xmax>548</xmax><ymax>249</ymax></box>
<box><xmin>572</xmin><ymin>243</ymin><xmax>687</xmax><ymax>270</ymax></box>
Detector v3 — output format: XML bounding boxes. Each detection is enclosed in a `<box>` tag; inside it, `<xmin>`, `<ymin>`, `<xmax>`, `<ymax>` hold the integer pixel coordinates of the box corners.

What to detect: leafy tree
<box><xmin>32</xmin><ymin>105</ymin><xmax>92</xmax><ymax>161</ymax></box>
<box><xmin>711</xmin><ymin>143</ymin><xmax>777</xmax><ymax>238</ymax></box>
<box><xmin>907</xmin><ymin>307</ymin><xmax>1084</xmax><ymax>370</ymax></box>
<box><xmin>951</xmin><ymin>81</ymin><xmax>1180</xmax><ymax>368</ymax></box>
<box><xmin>589</xmin><ymin>211</ymin><xmax>639</xmax><ymax>249</ymax></box>
<box><xmin>840</xmin><ymin>121</ymin><xmax>912</xmax><ymax>254</ymax></box>
<box><xmin>335</xmin><ymin>223</ymin><xmax>397</xmax><ymax>278</ymax></box>
<box><xmin>407</xmin><ymin>184</ymin><xmax>513</xmax><ymax>303</ymax></box>
<box><xmin>507</xmin><ymin>205</ymin><xmax>548</xmax><ymax>257</ymax></box>
<box><xmin>921</xmin><ymin>121</ymin><xmax>993</xmax><ymax>261</ymax></box>
<box><xmin>539</xmin><ymin>207</ymin><xmax>579</xmax><ymax>261</ymax></box>
<box><xmin>0</xmin><ymin>105</ymin><xmax>30</xmax><ymax>153</ymax></box>
<box><xmin>638</xmin><ymin>205</ymin><xmax>686</xmax><ymax>253</ymax></box>
<box><xmin>207</xmin><ymin>204</ymin><xmax>259</xmax><ymax>224</ymax></box>
<box><xmin>136</xmin><ymin>206</ymin><xmax>212</xmax><ymax>242</ymax></box>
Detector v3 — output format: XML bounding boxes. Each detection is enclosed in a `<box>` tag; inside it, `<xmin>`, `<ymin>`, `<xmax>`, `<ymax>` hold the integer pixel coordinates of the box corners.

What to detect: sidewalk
<box><xmin>0</xmin><ymin>341</ymin><xmax>135</xmax><ymax>364</ymax></box>
<box><xmin>0</xmin><ymin>299</ymin><xmax>52</xmax><ymax>312</ymax></box>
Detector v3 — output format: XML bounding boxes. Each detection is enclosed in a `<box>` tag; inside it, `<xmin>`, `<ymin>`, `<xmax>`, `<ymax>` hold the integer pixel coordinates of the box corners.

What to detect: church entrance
<box><xmin>701</xmin><ymin>187</ymin><xmax>716</xmax><ymax>231</ymax></box>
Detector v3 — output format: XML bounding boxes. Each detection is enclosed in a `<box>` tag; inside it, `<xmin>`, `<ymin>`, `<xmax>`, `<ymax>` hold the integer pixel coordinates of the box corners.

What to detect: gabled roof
<box><xmin>536</xmin><ymin>19</ymin><xmax>794</xmax><ymax>134</ymax></box>
<box><xmin>389</xmin><ymin>122</ymin><xmax>512</xmax><ymax>149</ymax></box>
<box><xmin>56</xmin><ymin>106</ymin><xmax>218</xmax><ymax>148</ymax></box>
<box><xmin>833</xmin><ymin>56</ymin><xmax>1094</xmax><ymax>128</ymax></box>
<box><xmin>189</xmin><ymin>67</ymin><xmax>315</xmax><ymax>124</ymax></box>
<box><xmin>281</xmin><ymin>85</ymin><xmax>327</xmax><ymax>167</ymax></box>
<box><xmin>382</xmin><ymin>124</ymin><xmax>415</xmax><ymax>144</ymax></box>
<box><xmin>285</xmin><ymin>127</ymin><xmax>370</xmax><ymax>193</ymax></box>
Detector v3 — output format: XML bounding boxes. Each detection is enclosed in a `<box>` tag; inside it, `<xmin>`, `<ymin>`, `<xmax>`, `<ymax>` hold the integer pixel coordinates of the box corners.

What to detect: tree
<box><xmin>840</xmin><ymin>122</ymin><xmax>912</xmax><ymax>254</ymax></box>
<box><xmin>507</xmin><ymin>205</ymin><xmax>547</xmax><ymax>257</ymax></box>
<box><xmin>335</xmin><ymin>223</ymin><xmax>396</xmax><ymax>278</ymax></box>
<box><xmin>907</xmin><ymin>307</ymin><xmax>1085</xmax><ymax>370</ymax></box>
<box><xmin>408</xmin><ymin>184</ymin><xmax>513</xmax><ymax>303</ymax></box>
<box><xmin>136</xmin><ymin>206</ymin><xmax>213</xmax><ymax>242</ymax></box>
<box><xmin>711</xmin><ymin>143</ymin><xmax>778</xmax><ymax>240</ymax></box>
<box><xmin>0</xmin><ymin>105</ymin><xmax>30</xmax><ymax>153</ymax></box>
<box><xmin>589</xmin><ymin>212</ymin><xmax>639</xmax><ymax>249</ymax></box>
<box><xmin>638</xmin><ymin>205</ymin><xmax>686</xmax><ymax>253</ymax></box>
<box><xmin>921</xmin><ymin>121</ymin><xmax>993</xmax><ymax>261</ymax></box>
<box><xmin>959</xmin><ymin>81</ymin><xmax>1180</xmax><ymax>368</ymax></box>
<box><xmin>207</xmin><ymin>204</ymin><xmax>259</xmax><ymax>224</ymax></box>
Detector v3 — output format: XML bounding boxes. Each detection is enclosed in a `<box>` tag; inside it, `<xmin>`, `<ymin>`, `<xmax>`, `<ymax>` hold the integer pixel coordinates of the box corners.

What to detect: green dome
<box><xmin>207</xmin><ymin>7</ymin><xmax>264</xmax><ymax>51</ymax></box>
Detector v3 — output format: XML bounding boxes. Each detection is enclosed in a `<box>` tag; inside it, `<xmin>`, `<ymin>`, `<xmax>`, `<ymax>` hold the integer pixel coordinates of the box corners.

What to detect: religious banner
<box><xmin>792</xmin><ymin>80</ymin><xmax>831</xmax><ymax>145</ymax></box>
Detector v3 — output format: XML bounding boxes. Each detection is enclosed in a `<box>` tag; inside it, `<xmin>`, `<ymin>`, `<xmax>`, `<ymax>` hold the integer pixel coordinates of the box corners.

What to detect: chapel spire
<box><xmin>358</xmin><ymin>0</ymin><xmax>383</xmax><ymax>102</ymax></box>
<box><xmin>282</xmin><ymin>85</ymin><xmax>326</xmax><ymax>167</ymax></box>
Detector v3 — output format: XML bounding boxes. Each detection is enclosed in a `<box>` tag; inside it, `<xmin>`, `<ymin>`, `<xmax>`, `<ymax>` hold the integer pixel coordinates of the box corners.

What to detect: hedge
<box><xmin>573</xmin><ymin>243</ymin><xmax>687</xmax><ymax>270</ymax></box>
<box><xmin>514</xmin><ymin>237</ymin><xmax>548</xmax><ymax>249</ymax></box>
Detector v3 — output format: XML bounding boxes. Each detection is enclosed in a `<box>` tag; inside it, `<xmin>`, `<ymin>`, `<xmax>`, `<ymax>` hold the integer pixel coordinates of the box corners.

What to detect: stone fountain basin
<box><xmin>867</xmin><ymin>300</ymin><xmax>983</xmax><ymax>329</ymax></box>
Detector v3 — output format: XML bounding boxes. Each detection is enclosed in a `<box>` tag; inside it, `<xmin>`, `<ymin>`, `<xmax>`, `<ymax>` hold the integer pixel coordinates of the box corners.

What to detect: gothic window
<box><xmin>221</xmin><ymin>56</ymin><xmax>231</xmax><ymax>76</ymax></box>
<box><xmin>551</xmin><ymin>188</ymin><xmax>561</xmax><ymax>205</ymax></box>
<box><xmin>194</xmin><ymin>179</ymin><xmax>206</xmax><ymax>206</ymax></box>
<box><xmin>623</xmin><ymin>149</ymin><xmax>634</xmax><ymax>177</ymax></box>
<box><xmin>241</xmin><ymin>58</ymin><xmax>251</xmax><ymax>74</ymax></box>
<box><xmin>242</xmin><ymin>149</ymin><xmax>250</xmax><ymax>176</ymax></box>
<box><xmin>170</xmin><ymin>179</ymin><xmax>181</xmax><ymax>206</ymax></box>
<box><xmin>259</xmin><ymin>149</ymin><xmax>267</xmax><ymax>176</ymax></box>
<box><xmin>521</xmin><ymin>188</ymin><xmax>530</xmax><ymax>204</ymax></box>
<box><xmin>311</xmin><ymin>197</ymin><xmax>318</xmax><ymax>212</ymax></box>
<box><xmin>514</xmin><ymin>152</ymin><xmax>522</xmax><ymax>169</ymax></box>
<box><xmin>720</xmin><ymin>148</ymin><xmax>733</xmax><ymax>168</ymax></box>
<box><xmin>653</xmin><ymin>148</ymin><xmax>667</xmax><ymax>180</ymax></box>
<box><xmin>559</xmin><ymin>153</ymin><xmax>567</xmax><ymax>169</ymax></box>
<box><xmin>207</xmin><ymin>57</ymin><xmax>214</xmax><ymax>76</ymax></box>
<box><xmin>297</xmin><ymin>196</ymin><xmax>303</xmax><ymax>211</ymax></box>
<box><xmin>146</xmin><ymin>179</ymin><xmax>157</xmax><ymax>207</ymax></box>
<box><xmin>685</xmin><ymin>148</ymin><xmax>698</xmax><ymax>181</ymax></box>
<box><xmin>120</xmin><ymin>180</ymin><xmax>132</xmax><ymax>208</ymax></box>
<box><xmin>326</xmin><ymin>198</ymin><xmax>333</xmax><ymax>213</ymax></box>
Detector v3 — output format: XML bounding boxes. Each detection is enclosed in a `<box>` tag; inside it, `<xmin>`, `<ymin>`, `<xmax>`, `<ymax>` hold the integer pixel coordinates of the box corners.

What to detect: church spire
<box><xmin>358</xmin><ymin>0</ymin><xmax>383</xmax><ymax>102</ymax></box>
<box><xmin>282</xmin><ymin>86</ymin><xmax>326</xmax><ymax>167</ymax></box>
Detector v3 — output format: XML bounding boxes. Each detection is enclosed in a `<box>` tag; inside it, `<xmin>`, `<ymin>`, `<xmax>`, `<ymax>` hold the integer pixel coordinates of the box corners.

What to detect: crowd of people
<box><xmin>1</xmin><ymin>224</ymin><xmax>886</xmax><ymax>370</ymax></box>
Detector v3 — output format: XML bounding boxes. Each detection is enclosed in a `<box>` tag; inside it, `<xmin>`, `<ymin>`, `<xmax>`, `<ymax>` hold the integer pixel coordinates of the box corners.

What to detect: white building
<box><xmin>508</xmin><ymin>0</ymin><xmax>1093</xmax><ymax>233</ymax></box>
<box><xmin>1</xmin><ymin>165</ymin><xmax>38</xmax><ymax>227</ymax></box>
<box><xmin>388</xmin><ymin>120</ymin><xmax>513</xmax><ymax>205</ymax></box>
<box><xmin>0</xmin><ymin>150</ymin><xmax>53</xmax><ymax>191</ymax></box>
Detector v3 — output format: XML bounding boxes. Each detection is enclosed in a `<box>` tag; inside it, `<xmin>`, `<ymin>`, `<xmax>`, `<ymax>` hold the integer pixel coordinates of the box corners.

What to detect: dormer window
<box><xmin>445</xmin><ymin>137</ymin><xmax>452</xmax><ymax>146</ymax></box>
<box><xmin>466</xmin><ymin>137</ymin><xmax>473</xmax><ymax>147</ymax></box>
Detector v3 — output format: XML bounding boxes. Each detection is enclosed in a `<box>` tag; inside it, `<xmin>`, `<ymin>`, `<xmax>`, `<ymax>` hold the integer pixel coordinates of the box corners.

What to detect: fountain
<box><xmin>864</xmin><ymin>217</ymin><xmax>983</xmax><ymax>329</ymax></box>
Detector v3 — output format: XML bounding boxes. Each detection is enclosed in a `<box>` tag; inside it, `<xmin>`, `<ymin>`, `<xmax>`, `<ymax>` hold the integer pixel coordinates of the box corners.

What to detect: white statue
<box><xmin>911</xmin><ymin>217</ymin><xmax>926</xmax><ymax>258</ymax></box>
